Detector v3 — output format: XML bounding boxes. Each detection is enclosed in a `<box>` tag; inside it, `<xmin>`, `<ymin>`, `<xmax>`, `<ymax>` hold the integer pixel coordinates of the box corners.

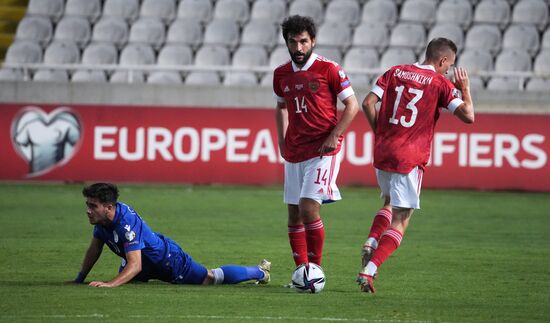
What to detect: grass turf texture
<box><xmin>0</xmin><ymin>183</ymin><xmax>549</xmax><ymax>322</ymax></box>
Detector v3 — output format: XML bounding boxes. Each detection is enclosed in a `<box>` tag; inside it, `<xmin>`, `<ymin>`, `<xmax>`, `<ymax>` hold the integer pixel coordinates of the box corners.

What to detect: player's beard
<box><xmin>290</xmin><ymin>47</ymin><xmax>313</xmax><ymax>66</ymax></box>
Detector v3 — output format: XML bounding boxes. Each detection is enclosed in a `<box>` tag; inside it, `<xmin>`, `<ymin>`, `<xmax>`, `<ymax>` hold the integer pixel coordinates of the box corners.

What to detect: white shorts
<box><xmin>283</xmin><ymin>150</ymin><xmax>342</xmax><ymax>205</ymax></box>
<box><xmin>376</xmin><ymin>166</ymin><xmax>424</xmax><ymax>209</ymax></box>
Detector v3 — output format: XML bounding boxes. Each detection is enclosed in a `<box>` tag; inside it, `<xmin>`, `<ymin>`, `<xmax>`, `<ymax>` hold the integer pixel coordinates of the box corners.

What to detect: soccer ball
<box><xmin>291</xmin><ymin>263</ymin><xmax>326</xmax><ymax>293</ymax></box>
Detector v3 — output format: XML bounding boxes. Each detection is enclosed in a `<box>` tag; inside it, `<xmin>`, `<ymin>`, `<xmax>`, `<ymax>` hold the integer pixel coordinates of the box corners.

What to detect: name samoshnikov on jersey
<box><xmin>394</xmin><ymin>68</ymin><xmax>433</xmax><ymax>85</ymax></box>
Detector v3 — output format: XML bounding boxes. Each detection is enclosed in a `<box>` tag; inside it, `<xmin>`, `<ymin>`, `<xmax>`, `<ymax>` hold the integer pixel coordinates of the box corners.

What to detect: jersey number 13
<box><xmin>389</xmin><ymin>85</ymin><xmax>423</xmax><ymax>128</ymax></box>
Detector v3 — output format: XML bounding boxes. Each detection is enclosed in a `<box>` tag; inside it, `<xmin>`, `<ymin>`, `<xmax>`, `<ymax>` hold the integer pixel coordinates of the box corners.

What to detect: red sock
<box><xmin>368</xmin><ymin>208</ymin><xmax>392</xmax><ymax>241</ymax></box>
<box><xmin>304</xmin><ymin>219</ymin><xmax>325</xmax><ymax>266</ymax></box>
<box><xmin>288</xmin><ymin>225</ymin><xmax>307</xmax><ymax>266</ymax></box>
<box><xmin>370</xmin><ymin>228</ymin><xmax>403</xmax><ymax>267</ymax></box>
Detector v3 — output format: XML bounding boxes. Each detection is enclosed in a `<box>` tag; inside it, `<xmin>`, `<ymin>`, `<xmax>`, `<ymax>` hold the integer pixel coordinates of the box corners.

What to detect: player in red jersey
<box><xmin>357</xmin><ymin>38</ymin><xmax>475</xmax><ymax>293</ymax></box>
<box><xmin>273</xmin><ymin>15</ymin><xmax>359</xmax><ymax>271</ymax></box>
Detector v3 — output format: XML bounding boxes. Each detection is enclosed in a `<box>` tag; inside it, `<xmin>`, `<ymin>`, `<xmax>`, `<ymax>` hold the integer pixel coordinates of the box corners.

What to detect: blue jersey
<box><xmin>93</xmin><ymin>202</ymin><xmax>197</xmax><ymax>283</ymax></box>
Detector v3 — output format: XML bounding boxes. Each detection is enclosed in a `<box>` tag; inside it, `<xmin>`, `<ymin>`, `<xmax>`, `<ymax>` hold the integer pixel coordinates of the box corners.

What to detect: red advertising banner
<box><xmin>1</xmin><ymin>103</ymin><xmax>548</xmax><ymax>191</ymax></box>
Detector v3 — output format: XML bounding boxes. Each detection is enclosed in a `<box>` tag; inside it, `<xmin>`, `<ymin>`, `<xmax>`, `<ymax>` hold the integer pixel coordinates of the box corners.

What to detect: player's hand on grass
<box><xmin>89</xmin><ymin>281</ymin><xmax>114</xmax><ymax>287</ymax></box>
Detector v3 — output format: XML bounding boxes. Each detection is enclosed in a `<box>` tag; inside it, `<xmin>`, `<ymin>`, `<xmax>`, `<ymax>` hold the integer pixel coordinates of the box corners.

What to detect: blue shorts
<box><xmin>167</xmin><ymin>239</ymin><xmax>208</xmax><ymax>285</ymax></box>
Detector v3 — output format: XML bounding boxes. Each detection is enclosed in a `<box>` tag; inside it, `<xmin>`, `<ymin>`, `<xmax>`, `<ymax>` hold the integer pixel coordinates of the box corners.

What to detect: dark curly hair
<box><xmin>82</xmin><ymin>183</ymin><xmax>119</xmax><ymax>204</ymax></box>
<box><xmin>281</xmin><ymin>15</ymin><xmax>316</xmax><ymax>43</ymax></box>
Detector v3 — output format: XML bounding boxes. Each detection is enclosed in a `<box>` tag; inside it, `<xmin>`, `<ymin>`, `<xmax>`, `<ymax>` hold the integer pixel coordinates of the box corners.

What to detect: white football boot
<box><xmin>256</xmin><ymin>259</ymin><xmax>271</xmax><ymax>284</ymax></box>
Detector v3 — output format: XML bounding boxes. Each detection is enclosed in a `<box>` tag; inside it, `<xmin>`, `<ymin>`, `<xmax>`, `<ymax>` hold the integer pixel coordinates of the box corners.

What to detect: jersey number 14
<box><xmin>389</xmin><ymin>85</ymin><xmax>423</xmax><ymax>128</ymax></box>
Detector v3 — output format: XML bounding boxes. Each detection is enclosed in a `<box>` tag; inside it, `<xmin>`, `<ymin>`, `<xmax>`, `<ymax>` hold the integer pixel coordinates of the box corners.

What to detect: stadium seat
<box><xmin>5</xmin><ymin>40</ymin><xmax>43</xmax><ymax>64</ymax></box>
<box><xmin>0</xmin><ymin>68</ymin><xmax>25</xmax><ymax>81</ymax></box>
<box><xmin>473</xmin><ymin>0</ymin><xmax>511</xmax><ymax>29</ymax></box>
<box><xmin>486</xmin><ymin>76</ymin><xmax>524</xmax><ymax>90</ymax></box>
<box><xmin>344</xmin><ymin>47</ymin><xmax>379</xmax><ymax>70</ymax></box>
<box><xmin>315</xmin><ymin>46</ymin><xmax>343</xmax><ymax>63</ymax></box>
<box><xmin>389</xmin><ymin>23</ymin><xmax>426</xmax><ymax>54</ymax></box>
<box><xmin>465</xmin><ymin>24</ymin><xmax>502</xmax><ymax>55</ymax></box>
<box><xmin>223</xmin><ymin>71</ymin><xmax>258</xmax><ymax>86</ymax></box>
<box><xmin>27</xmin><ymin>0</ymin><xmax>65</xmax><ymax>22</ymax></box>
<box><xmin>15</xmin><ymin>16</ymin><xmax>53</xmax><ymax>47</ymax></box>
<box><xmin>119</xmin><ymin>43</ymin><xmax>156</xmax><ymax>66</ymax></box>
<box><xmin>110</xmin><ymin>71</ymin><xmax>146</xmax><ymax>83</ymax></box>
<box><xmin>72</xmin><ymin>70</ymin><xmax>108</xmax><ymax>83</ymax></box>
<box><xmin>436</xmin><ymin>0</ymin><xmax>473</xmax><ymax>30</ymax></box>
<box><xmin>103</xmin><ymin>0</ymin><xmax>140</xmax><ymax>23</ymax></box>
<box><xmin>232</xmin><ymin>46</ymin><xmax>268</xmax><ymax>68</ymax></box>
<box><xmin>140</xmin><ymin>0</ymin><xmax>177</xmax><ymax>25</ymax></box>
<box><xmin>379</xmin><ymin>48</ymin><xmax>417</xmax><ymax>71</ymax></box>
<box><xmin>352</xmin><ymin>23</ymin><xmax>389</xmax><ymax>53</ymax></box>
<box><xmin>185</xmin><ymin>71</ymin><xmax>221</xmax><ymax>85</ymax></box>
<box><xmin>64</xmin><ymin>0</ymin><xmax>102</xmax><ymax>23</ymax></box>
<box><xmin>427</xmin><ymin>23</ymin><xmax>465</xmax><ymax>51</ymax></box>
<box><xmin>166</xmin><ymin>18</ymin><xmax>203</xmax><ymax>50</ymax></box>
<box><xmin>494</xmin><ymin>49</ymin><xmax>532</xmax><ymax>72</ymax></box>
<box><xmin>128</xmin><ymin>17</ymin><xmax>166</xmax><ymax>50</ymax></box>
<box><xmin>53</xmin><ymin>16</ymin><xmax>91</xmax><ymax>49</ymax></box>
<box><xmin>213</xmin><ymin>0</ymin><xmax>250</xmax><ymax>26</ymax></box>
<box><xmin>361</xmin><ymin>0</ymin><xmax>398</xmax><ymax>27</ymax></box>
<box><xmin>469</xmin><ymin>76</ymin><xmax>486</xmax><ymax>91</ymax></box>
<box><xmin>43</xmin><ymin>41</ymin><xmax>81</xmax><ymax>64</ymax></box>
<box><xmin>91</xmin><ymin>16</ymin><xmax>129</xmax><ymax>49</ymax></box>
<box><xmin>250</xmin><ymin>0</ymin><xmax>287</xmax><ymax>24</ymax></box>
<box><xmin>269</xmin><ymin>45</ymin><xmax>290</xmax><ymax>67</ymax></box>
<box><xmin>511</xmin><ymin>0</ymin><xmax>548</xmax><ymax>31</ymax></box>
<box><xmin>289</xmin><ymin>0</ymin><xmax>324</xmax><ymax>25</ymax></box>
<box><xmin>534</xmin><ymin>49</ymin><xmax>550</xmax><ymax>74</ymax></box>
<box><xmin>177</xmin><ymin>0</ymin><xmax>213</xmax><ymax>24</ymax></box>
<box><xmin>316</xmin><ymin>21</ymin><xmax>352</xmax><ymax>51</ymax></box>
<box><xmin>346</xmin><ymin>73</ymin><xmax>370</xmax><ymax>88</ymax></box>
<box><xmin>325</xmin><ymin>0</ymin><xmax>361</xmax><ymax>27</ymax></box>
<box><xmin>203</xmin><ymin>19</ymin><xmax>241</xmax><ymax>51</ymax></box>
<box><xmin>240</xmin><ymin>19</ymin><xmax>279</xmax><ymax>51</ymax></box>
<box><xmin>157</xmin><ymin>44</ymin><xmax>193</xmax><ymax>66</ymax></box>
<box><xmin>195</xmin><ymin>45</ymin><xmax>231</xmax><ymax>66</ymax></box>
<box><xmin>502</xmin><ymin>24</ymin><xmax>540</xmax><ymax>56</ymax></box>
<box><xmin>542</xmin><ymin>28</ymin><xmax>550</xmax><ymax>49</ymax></box>
<box><xmin>457</xmin><ymin>48</ymin><xmax>494</xmax><ymax>72</ymax></box>
<box><xmin>33</xmin><ymin>69</ymin><xmax>69</xmax><ymax>82</ymax></box>
<box><xmin>82</xmin><ymin>42</ymin><xmax>118</xmax><ymax>65</ymax></box>
<box><xmin>400</xmin><ymin>0</ymin><xmax>437</xmax><ymax>27</ymax></box>
<box><xmin>260</xmin><ymin>72</ymin><xmax>273</xmax><ymax>87</ymax></box>
<box><xmin>525</xmin><ymin>77</ymin><xmax>550</xmax><ymax>91</ymax></box>
<box><xmin>148</xmin><ymin>71</ymin><xmax>183</xmax><ymax>84</ymax></box>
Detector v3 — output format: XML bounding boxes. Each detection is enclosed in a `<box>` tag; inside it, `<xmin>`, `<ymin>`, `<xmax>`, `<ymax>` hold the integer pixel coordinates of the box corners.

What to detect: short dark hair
<box><xmin>281</xmin><ymin>15</ymin><xmax>316</xmax><ymax>43</ymax></box>
<box><xmin>425</xmin><ymin>38</ymin><xmax>458</xmax><ymax>61</ymax></box>
<box><xmin>82</xmin><ymin>183</ymin><xmax>119</xmax><ymax>204</ymax></box>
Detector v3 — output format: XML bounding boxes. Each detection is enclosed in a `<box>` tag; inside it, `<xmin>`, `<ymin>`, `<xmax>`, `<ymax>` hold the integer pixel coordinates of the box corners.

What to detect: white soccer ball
<box><xmin>291</xmin><ymin>263</ymin><xmax>326</xmax><ymax>293</ymax></box>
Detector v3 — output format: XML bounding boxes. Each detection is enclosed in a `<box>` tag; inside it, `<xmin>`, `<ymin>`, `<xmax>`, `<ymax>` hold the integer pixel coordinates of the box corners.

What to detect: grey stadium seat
<box><xmin>65</xmin><ymin>0</ymin><xmax>102</xmax><ymax>23</ymax></box>
<box><xmin>473</xmin><ymin>0</ymin><xmax>511</xmax><ymax>29</ymax></box>
<box><xmin>232</xmin><ymin>46</ymin><xmax>268</xmax><ymax>68</ymax></box>
<box><xmin>195</xmin><ymin>45</ymin><xmax>231</xmax><ymax>66</ymax></box>
<box><xmin>344</xmin><ymin>47</ymin><xmax>379</xmax><ymax>70</ymax></box>
<box><xmin>5</xmin><ymin>40</ymin><xmax>43</xmax><ymax>63</ymax></box>
<box><xmin>502</xmin><ymin>24</ymin><xmax>540</xmax><ymax>56</ymax></box>
<box><xmin>82</xmin><ymin>42</ymin><xmax>118</xmax><ymax>65</ymax></box>
<box><xmin>166</xmin><ymin>19</ymin><xmax>203</xmax><ymax>50</ymax></box>
<box><xmin>361</xmin><ymin>0</ymin><xmax>398</xmax><ymax>27</ymax></box>
<box><xmin>380</xmin><ymin>48</ymin><xmax>416</xmax><ymax>71</ymax></box>
<box><xmin>457</xmin><ymin>48</ymin><xmax>494</xmax><ymax>72</ymax></box>
<box><xmin>72</xmin><ymin>70</ymin><xmax>108</xmax><ymax>83</ymax></box>
<box><xmin>526</xmin><ymin>77</ymin><xmax>550</xmax><ymax>91</ymax></box>
<box><xmin>389</xmin><ymin>23</ymin><xmax>426</xmax><ymax>54</ymax></box>
<box><xmin>315</xmin><ymin>46</ymin><xmax>342</xmax><ymax>63</ymax></box>
<box><xmin>203</xmin><ymin>19</ymin><xmax>240</xmax><ymax>51</ymax></box>
<box><xmin>128</xmin><ymin>17</ymin><xmax>166</xmax><ymax>50</ymax></box>
<box><xmin>27</xmin><ymin>0</ymin><xmax>65</xmax><ymax>22</ymax></box>
<box><xmin>110</xmin><ymin>71</ymin><xmax>146</xmax><ymax>83</ymax></box>
<box><xmin>177</xmin><ymin>0</ymin><xmax>213</xmax><ymax>24</ymax></box>
<box><xmin>269</xmin><ymin>45</ymin><xmax>290</xmax><ymax>68</ymax></box>
<box><xmin>469</xmin><ymin>76</ymin><xmax>486</xmax><ymax>91</ymax></box>
<box><xmin>512</xmin><ymin>0</ymin><xmax>548</xmax><ymax>31</ymax></box>
<box><xmin>103</xmin><ymin>0</ymin><xmax>140</xmax><ymax>23</ymax></box>
<box><xmin>250</xmin><ymin>0</ymin><xmax>287</xmax><ymax>24</ymax></box>
<box><xmin>240</xmin><ymin>20</ymin><xmax>278</xmax><ymax>51</ymax></box>
<box><xmin>185</xmin><ymin>72</ymin><xmax>221</xmax><ymax>85</ymax></box>
<box><xmin>43</xmin><ymin>41</ymin><xmax>81</xmax><ymax>64</ymax></box>
<box><xmin>223</xmin><ymin>72</ymin><xmax>258</xmax><ymax>86</ymax></box>
<box><xmin>260</xmin><ymin>72</ymin><xmax>273</xmax><ymax>87</ymax></box>
<box><xmin>427</xmin><ymin>23</ymin><xmax>465</xmax><ymax>51</ymax></box>
<box><xmin>0</xmin><ymin>68</ymin><xmax>25</xmax><ymax>81</ymax></box>
<box><xmin>140</xmin><ymin>0</ymin><xmax>177</xmax><ymax>25</ymax></box>
<box><xmin>400</xmin><ymin>0</ymin><xmax>437</xmax><ymax>27</ymax></box>
<box><xmin>436</xmin><ymin>0</ymin><xmax>473</xmax><ymax>30</ymax></box>
<box><xmin>289</xmin><ymin>0</ymin><xmax>324</xmax><ymax>25</ymax></box>
<box><xmin>352</xmin><ymin>23</ymin><xmax>389</xmax><ymax>53</ymax></box>
<box><xmin>542</xmin><ymin>28</ymin><xmax>550</xmax><ymax>49</ymax></box>
<box><xmin>213</xmin><ymin>0</ymin><xmax>250</xmax><ymax>26</ymax></box>
<box><xmin>148</xmin><ymin>71</ymin><xmax>183</xmax><ymax>84</ymax></box>
<box><xmin>92</xmin><ymin>16</ymin><xmax>129</xmax><ymax>49</ymax></box>
<box><xmin>317</xmin><ymin>21</ymin><xmax>352</xmax><ymax>51</ymax></box>
<box><xmin>486</xmin><ymin>76</ymin><xmax>524</xmax><ymax>90</ymax></box>
<box><xmin>33</xmin><ymin>69</ymin><xmax>69</xmax><ymax>82</ymax></box>
<box><xmin>53</xmin><ymin>16</ymin><xmax>91</xmax><ymax>49</ymax></box>
<box><xmin>325</xmin><ymin>0</ymin><xmax>361</xmax><ymax>27</ymax></box>
<box><xmin>119</xmin><ymin>43</ymin><xmax>156</xmax><ymax>66</ymax></box>
<box><xmin>157</xmin><ymin>44</ymin><xmax>193</xmax><ymax>66</ymax></box>
<box><xmin>15</xmin><ymin>16</ymin><xmax>53</xmax><ymax>47</ymax></box>
<box><xmin>495</xmin><ymin>49</ymin><xmax>532</xmax><ymax>72</ymax></box>
<box><xmin>534</xmin><ymin>49</ymin><xmax>550</xmax><ymax>74</ymax></box>
<box><xmin>465</xmin><ymin>24</ymin><xmax>502</xmax><ymax>55</ymax></box>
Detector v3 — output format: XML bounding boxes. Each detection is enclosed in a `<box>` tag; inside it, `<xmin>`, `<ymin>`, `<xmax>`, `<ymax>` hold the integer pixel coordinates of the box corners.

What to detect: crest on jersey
<box><xmin>452</xmin><ymin>88</ymin><xmax>462</xmax><ymax>99</ymax></box>
<box><xmin>338</xmin><ymin>69</ymin><xmax>346</xmax><ymax>79</ymax></box>
<box><xmin>309</xmin><ymin>80</ymin><xmax>320</xmax><ymax>92</ymax></box>
<box><xmin>11</xmin><ymin>106</ymin><xmax>82</xmax><ymax>177</ymax></box>
<box><xmin>125</xmin><ymin>230</ymin><xmax>136</xmax><ymax>241</ymax></box>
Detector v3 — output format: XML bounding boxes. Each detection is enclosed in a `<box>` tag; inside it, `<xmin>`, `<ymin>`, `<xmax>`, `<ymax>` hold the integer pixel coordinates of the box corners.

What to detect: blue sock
<box><xmin>220</xmin><ymin>265</ymin><xmax>264</xmax><ymax>284</ymax></box>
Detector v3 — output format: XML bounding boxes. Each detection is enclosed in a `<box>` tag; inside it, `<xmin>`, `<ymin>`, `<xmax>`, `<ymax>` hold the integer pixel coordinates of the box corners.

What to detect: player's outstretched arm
<box><xmin>89</xmin><ymin>250</ymin><xmax>142</xmax><ymax>288</ymax></box>
<box><xmin>453</xmin><ymin>67</ymin><xmax>475</xmax><ymax>124</ymax></box>
<box><xmin>362</xmin><ymin>92</ymin><xmax>379</xmax><ymax>132</ymax></box>
<box><xmin>275</xmin><ymin>102</ymin><xmax>288</xmax><ymax>158</ymax></box>
<box><xmin>73</xmin><ymin>237</ymin><xmax>104</xmax><ymax>284</ymax></box>
<box><xmin>319</xmin><ymin>94</ymin><xmax>359</xmax><ymax>156</ymax></box>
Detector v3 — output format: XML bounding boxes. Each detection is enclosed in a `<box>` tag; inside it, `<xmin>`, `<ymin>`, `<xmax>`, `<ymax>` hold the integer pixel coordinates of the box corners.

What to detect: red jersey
<box><xmin>273</xmin><ymin>53</ymin><xmax>354</xmax><ymax>163</ymax></box>
<box><xmin>372</xmin><ymin>63</ymin><xmax>464</xmax><ymax>174</ymax></box>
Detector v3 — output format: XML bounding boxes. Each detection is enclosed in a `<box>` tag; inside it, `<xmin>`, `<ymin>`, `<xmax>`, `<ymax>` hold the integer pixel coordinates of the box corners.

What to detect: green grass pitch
<box><xmin>0</xmin><ymin>183</ymin><xmax>549</xmax><ymax>322</ymax></box>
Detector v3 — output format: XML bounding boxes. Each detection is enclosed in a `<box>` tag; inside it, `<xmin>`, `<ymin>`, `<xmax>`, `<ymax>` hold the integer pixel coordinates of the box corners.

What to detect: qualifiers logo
<box><xmin>11</xmin><ymin>106</ymin><xmax>82</xmax><ymax>177</ymax></box>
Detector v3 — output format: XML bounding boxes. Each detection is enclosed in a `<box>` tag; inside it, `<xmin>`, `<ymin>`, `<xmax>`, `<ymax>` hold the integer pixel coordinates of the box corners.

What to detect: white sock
<box><xmin>212</xmin><ymin>268</ymin><xmax>224</xmax><ymax>285</ymax></box>
<box><xmin>366</xmin><ymin>262</ymin><xmax>378</xmax><ymax>277</ymax></box>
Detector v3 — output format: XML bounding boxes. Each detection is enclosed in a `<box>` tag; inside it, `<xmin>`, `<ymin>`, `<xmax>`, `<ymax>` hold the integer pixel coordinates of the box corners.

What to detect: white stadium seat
<box><xmin>177</xmin><ymin>0</ymin><xmax>213</xmax><ymax>24</ymax></box>
<box><xmin>53</xmin><ymin>16</ymin><xmax>91</xmax><ymax>49</ymax></box>
<box><xmin>269</xmin><ymin>45</ymin><xmax>290</xmax><ymax>68</ymax></box>
<box><xmin>110</xmin><ymin>71</ymin><xmax>146</xmax><ymax>83</ymax></box>
<box><xmin>128</xmin><ymin>17</ymin><xmax>166</xmax><ymax>50</ymax></box>
<box><xmin>465</xmin><ymin>24</ymin><xmax>502</xmax><ymax>55</ymax></box>
<box><xmin>260</xmin><ymin>72</ymin><xmax>273</xmax><ymax>87</ymax></box>
<box><xmin>223</xmin><ymin>72</ymin><xmax>258</xmax><ymax>86</ymax></box>
<box><xmin>0</xmin><ymin>68</ymin><xmax>25</xmax><ymax>81</ymax></box>
<box><xmin>380</xmin><ymin>48</ymin><xmax>416</xmax><ymax>71</ymax></box>
<box><xmin>148</xmin><ymin>71</ymin><xmax>183</xmax><ymax>84</ymax></box>
<box><xmin>533</xmin><ymin>49</ymin><xmax>550</xmax><ymax>74</ymax></box>
<box><xmin>542</xmin><ymin>28</ymin><xmax>550</xmax><ymax>49</ymax></box>
<box><xmin>344</xmin><ymin>47</ymin><xmax>379</xmax><ymax>70</ymax></box>
<box><xmin>33</xmin><ymin>69</ymin><xmax>69</xmax><ymax>82</ymax></box>
<box><xmin>119</xmin><ymin>43</ymin><xmax>156</xmax><ymax>66</ymax></box>
<box><xmin>203</xmin><ymin>19</ymin><xmax>241</xmax><ymax>51</ymax></box>
<box><xmin>317</xmin><ymin>21</ymin><xmax>352</xmax><ymax>51</ymax></box>
<box><xmin>140</xmin><ymin>0</ymin><xmax>177</xmax><ymax>25</ymax></box>
<box><xmin>65</xmin><ymin>0</ymin><xmax>102</xmax><ymax>23</ymax></box>
<box><xmin>495</xmin><ymin>49</ymin><xmax>532</xmax><ymax>72</ymax></box>
<box><xmin>103</xmin><ymin>0</ymin><xmax>140</xmax><ymax>23</ymax></box>
<box><xmin>526</xmin><ymin>77</ymin><xmax>550</xmax><ymax>91</ymax></box>
<box><xmin>194</xmin><ymin>45</ymin><xmax>231</xmax><ymax>66</ymax></box>
<box><xmin>289</xmin><ymin>0</ymin><xmax>324</xmax><ymax>25</ymax></box>
<box><xmin>473</xmin><ymin>0</ymin><xmax>511</xmax><ymax>29</ymax></box>
<box><xmin>157</xmin><ymin>44</ymin><xmax>193</xmax><ymax>66</ymax></box>
<box><xmin>400</xmin><ymin>0</ymin><xmax>437</xmax><ymax>27</ymax></box>
<box><xmin>436</xmin><ymin>0</ymin><xmax>473</xmax><ymax>30</ymax></box>
<box><xmin>250</xmin><ymin>0</ymin><xmax>287</xmax><ymax>24</ymax></box>
<box><xmin>512</xmin><ymin>0</ymin><xmax>548</xmax><ymax>31</ymax></box>
<box><xmin>352</xmin><ymin>23</ymin><xmax>389</xmax><ymax>53</ymax></box>
<box><xmin>185</xmin><ymin>72</ymin><xmax>221</xmax><ymax>85</ymax></box>
<box><xmin>27</xmin><ymin>0</ymin><xmax>65</xmax><ymax>22</ymax></box>
<box><xmin>315</xmin><ymin>46</ymin><xmax>343</xmax><ymax>63</ymax></box>
<box><xmin>427</xmin><ymin>23</ymin><xmax>465</xmax><ymax>51</ymax></box>
<box><xmin>43</xmin><ymin>41</ymin><xmax>81</xmax><ymax>64</ymax></box>
<box><xmin>232</xmin><ymin>46</ymin><xmax>268</xmax><ymax>68</ymax></box>
<box><xmin>486</xmin><ymin>76</ymin><xmax>524</xmax><ymax>90</ymax></box>
<box><xmin>82</xmin><ymin>42</ymin><xmax>118</xmax><ymax>65</ymax></box>
<box><xmin>502</xmin><ymin>24</ymin><xmax>540</xmax><ymax>56</ymax></box>
<box><xmin>389</xmin><ymin>23</ymin><xmax>426</xmax><ymax>54</ymax></box>
<box><xmin>15</xmin><ymin>16</ymin><xmax>53</xmax><ymax>47</ymax></box>
<box><xmin>72</xmin><ymin>70</ymin><xmax>108</xmax><ymax>83</ymax></box>
<box><xmin>361</xmin><ymin>0</ymin><xmax>398</xmax><ymax>27</ymax></box>
<box><xmin>458</xmin><ymin>48</ymin><xmax>494</xmax><ymax>72</ymax></box>
<box><xmin>92</xmin><ymin>16</ymin><xmax>129</xmax><ymax>49</ymax></box>
<box><xmin>213</xmin><ymin>0</ymin><xmax>250</xmax><ymax>26</ymax></box>
<box><xmin>240</xmin><ymin>20</ymin><xmax>279</xmax><ymax>51</ymax></box>
<box><xmin>5</xmin><ymin>40</ymin><xmax>43</xmax><ymax>63</ymax></box>
<box><xmin>166</xmin><ymin>19</ymin><xmax>203</xmax><ymax>50</ymax></box>
<box><xmin>325</xmin><ymin>0</ymin><xmax>361</xmax><ymax>27</ymax></box>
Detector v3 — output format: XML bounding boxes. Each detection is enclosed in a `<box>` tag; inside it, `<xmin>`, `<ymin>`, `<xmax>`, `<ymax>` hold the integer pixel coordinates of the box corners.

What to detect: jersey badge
<box><xmin>125</xmin><ymin>230</ymin><xmax>136</xmax><ymax>241</ymax></box>
<box><xmin>452</xmin><ymin>88</ymin><xmax>462</xmax><ymax>99</ymax></box>
<box><xmin>309</xmin><ymin>80</ymin><xmax>320</xmax><ymax>92</ymax></box>
<box><xmin>338</xmin><ymin>69</ymin><xmax>346</xmax><ymax>79</ymax></box>
<box><xmin>295</xmin><ymin>84</ymin><xmax>304</xmax><ymax>91</ymax></box>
